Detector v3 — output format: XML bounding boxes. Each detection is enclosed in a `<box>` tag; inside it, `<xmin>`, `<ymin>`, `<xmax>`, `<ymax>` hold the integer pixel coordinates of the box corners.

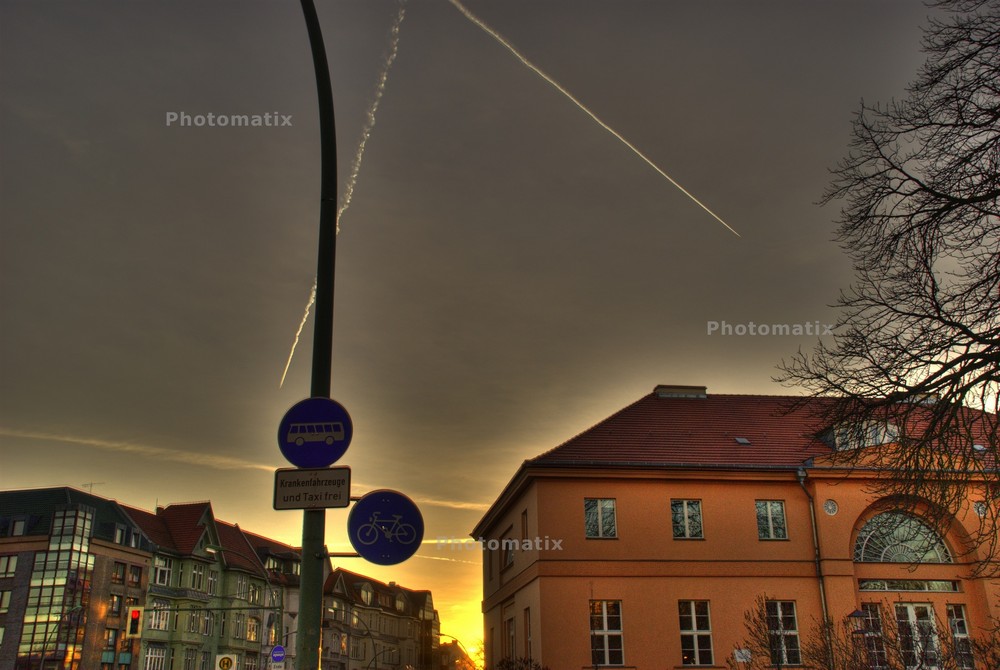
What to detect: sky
<box><xmin>1</xmin><ymin>0</ymin><xmax>937</xmax><ymax>653</ymax></box>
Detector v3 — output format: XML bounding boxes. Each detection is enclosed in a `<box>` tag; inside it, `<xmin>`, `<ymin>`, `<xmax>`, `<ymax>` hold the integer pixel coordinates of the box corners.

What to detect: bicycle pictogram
<box><xmin>356</xmin><ymin>512</ymin><xmax>417</xmax><ymax>546</ymax></box>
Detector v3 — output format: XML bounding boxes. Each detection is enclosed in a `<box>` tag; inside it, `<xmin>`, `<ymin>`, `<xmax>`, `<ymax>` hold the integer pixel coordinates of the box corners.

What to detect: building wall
<box><xmin>480</xmin><ymin>468</ymin><xmax>999</xmax><ymax>669</ymax></box>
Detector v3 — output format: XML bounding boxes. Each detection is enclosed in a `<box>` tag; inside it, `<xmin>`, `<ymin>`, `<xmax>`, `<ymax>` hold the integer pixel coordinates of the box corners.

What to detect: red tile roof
<box><xmin>121</xmin><ymin>504</ymin><xmax>175</xmax><ymax>548</ymax></box>
<box><xmin>157</xmin><ymin>502</ymin><xmax>212</xmax><ymax>554</ymax></box>
<box><xmin>529</xmin><ymin>390</ymin><xmax>835</xmax><ymax>468</ymax></box>
<box><xmin>215</xmin><ymin>519</ymin><xmax>267</xmax><ymax>576</ymax></box>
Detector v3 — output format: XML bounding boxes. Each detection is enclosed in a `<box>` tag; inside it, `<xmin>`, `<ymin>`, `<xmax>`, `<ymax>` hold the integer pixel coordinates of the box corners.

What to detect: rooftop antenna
<box><xmin>81</xmin><ymin>482</ymin><xmax>105</xmax><ymax>494</ymax></box>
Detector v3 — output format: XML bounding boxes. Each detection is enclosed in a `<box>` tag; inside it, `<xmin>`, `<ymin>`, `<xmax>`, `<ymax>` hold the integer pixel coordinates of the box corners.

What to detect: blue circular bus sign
<box><xmin>277</xmin><ymin>397</ymin><xmax>353</xmax><ymax>468</ymax></box>
<box><xmin>348</xmin><ymin>490</ymin><xmax>423</xmax><ymax>565</ymax></box>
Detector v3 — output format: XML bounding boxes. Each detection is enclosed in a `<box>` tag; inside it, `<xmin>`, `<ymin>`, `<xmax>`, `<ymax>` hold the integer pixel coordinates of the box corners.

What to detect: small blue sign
<box><xmin>277</xmin><ymin>397</ymin><xmax>353</xmax><ymax>468</ymax></box>
<box><xmin>348</xmin><ymin>490</ymin><xmax>424</xmax><ymax>565</ymax></box>
<box><xmin>270</xmin><ymin>646</ymin><xmax>285</xmax><ymax>663</ymax></box>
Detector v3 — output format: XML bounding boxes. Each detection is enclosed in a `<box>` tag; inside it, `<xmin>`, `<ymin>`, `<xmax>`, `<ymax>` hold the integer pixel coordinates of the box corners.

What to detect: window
<box><xmin>234</xmin><ymin>612</ymin><xmax>245</xmax><ymax>639</ymax></box>
<box><xmin>247</xmin><ymin>617</ymin><xmax>260</xmax><ymax>642</ymax></box>
<box><xmin>858</xmin><ymin>603</ymin><xmax>889</xmax><ymax>670</ymax></box>
<box><xmin>590</xmin><ymin>600</ymin><xmax>624</xmax><ymax>666</ymax></box>
<box><xmin>361</xmin><ymin>583</ymin><xmax>374</xmax><ymax>606</ymax></box>
<box><xmin>152</xmin><ymin>557</ymin><xmax>172</xmax><ymax>586</ymax></box>
<box><xmin>671</xmin><ymin>500</ymin><xmax>703</xmax><ymax>539</ymax></box>
<box><xmin>855</xmin><ymin>512</ymin><xmax>951</xmax><ymax>563</ymax></box>
<box><xmin>523</xmin><ymin>607</ymin><xmax>532</xmax><ymax>658</ymax></box>
<box><xmin>207</xmin><ymin>570</ymin><xmax>218</xmax><ymax>595</ymax></box>
<box><xmin>756</xmin><ymin>501</ymin><xmax>788</xmax><ymax>540</ymax></box>
<box><xmin>859</xmin><ymin>579</ymin><xmax>958</xmax><ymax>592</ymax></box>
<box><xmin>501</xmin><ymin>535</ymin><xmax>515</xmax><ymax>570</ymax></box>
<box><xmin>183</xmin><ymin>649</ymin><xmax>197</xmax><ymax>670</ymax></box>
<box><xmin>235</xmin><ymin>574</ymin><xmax>249</xmax><ymax>600</ymax></box>
<box><xmin>0</xmin><ymin>555</ymin><xmax>16</xmax><ymax>577</ymax></box>
<box><xmin>0</xmin><ymin>590</ymin><xmax>9</xmax><ymax>614</ymax></box>
<box><xmin>585</xmin><ymin>499</ymin><xmax>617</xmax><ymax>538</ymax></box>
<box><xmin>502</xmin><ymin>612</ymin><xmax>515</xmax><ymax>660</ymax></box>
<box><xmin>144</xmin><ymin>646</ymin><xmax>167</xmax><ymax>670</ymax></box>
<box><xmin>11</xmin><ymin>519</ymin><xmax>25</xmax><ymax>536</ymax></box>
<box><xmin>190</xmin><ymin>564</ymin><xmax>205</xmax><ymax>591</ymax></box>
<box><xmin>150</xmin><ymin>599</ymin><xmax>170</xmax><ymax>631</ymax></box>
<box><xmin>947</xmin><ymin>604</ymin><xmax>973</xmax><ymax>670</ymax></box>
<box><xmin>678</xmin><ymin>601</ymin><xmax>713</xmax><ymax>665</ymax></box>
<box><xmin>112</xmin><ymin>562</ymin><xmax>126</xmax><ymax>584</ymax></box>
<box><xmin>765</xmin><ymin>601</ymin><xmax>801</xmax><ymax>666</ymax></box>
<box><xmin>199</xmin><ymin>652</ymin><xmax>211</xmax><ymax>670</ymax></box>
<box><xmin>351</xmin><ymin>636</ymin><xmax>365</xmax><ymax>660</ymax></box>
<box><xmin>895</xmin><ymin>603</ymin><xmax>939</xmax><ymax>669</ymax></box>
<box><xmin>109</xmin><ymin>594</ymin><xmax>123</xmax><ymax>616</ymax></box>
<box><xmin>128</xmin><ymin>565</ymin><xmax>142</xmax><ymax>586</ymax></box>
<box><xmin>830</xmin><ymin>420</ymin><xmax>899</xmax><ymax>450</ymax></box>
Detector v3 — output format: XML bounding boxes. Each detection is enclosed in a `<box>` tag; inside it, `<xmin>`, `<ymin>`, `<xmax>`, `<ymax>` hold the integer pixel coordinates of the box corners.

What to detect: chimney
<box><xmin>655</xmin><ymin>385</ymin><xmax>707</xmax><ymax>398</ymax></box>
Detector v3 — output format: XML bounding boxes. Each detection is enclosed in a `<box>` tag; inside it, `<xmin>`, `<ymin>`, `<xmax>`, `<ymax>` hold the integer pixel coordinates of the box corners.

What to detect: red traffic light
<box><xmin>125</xmin><ymin>606</ymin><xmax>144</xmax><ymax>638</ymax></box>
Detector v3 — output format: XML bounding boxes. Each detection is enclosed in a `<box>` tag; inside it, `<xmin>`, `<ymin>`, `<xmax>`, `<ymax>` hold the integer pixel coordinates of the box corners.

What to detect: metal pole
<box><xmin>297</xmin><ymin>0</ymin><xmax>338</xmax><ymax>667</ymax></box>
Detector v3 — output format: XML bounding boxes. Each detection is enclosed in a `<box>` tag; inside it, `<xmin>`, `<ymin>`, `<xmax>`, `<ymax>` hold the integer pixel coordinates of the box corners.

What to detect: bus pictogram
<box><xmin>286</xmin><ymin>421</ymin><xmax>345</xmax><ymax>446</ymax></box>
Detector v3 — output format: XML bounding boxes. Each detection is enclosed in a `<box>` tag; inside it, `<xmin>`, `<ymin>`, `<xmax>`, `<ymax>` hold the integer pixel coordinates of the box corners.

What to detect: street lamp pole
<box><xmin>296</xmin><ymin>0</ymin><xmax>338</xmax><ymax>667</ymax></box>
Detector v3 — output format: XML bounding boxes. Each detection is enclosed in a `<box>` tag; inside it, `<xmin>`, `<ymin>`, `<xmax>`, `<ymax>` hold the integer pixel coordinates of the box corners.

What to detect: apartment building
<box><xmin>323</xmin><ymin>568</ymin><xmax>440</xmax><ymax>670</ymax></box>
<box><xmin>0</xmin><ymin>487</ymin><xmax>153</xmax><ymax>670</ymax></box>
<box><xmin>2</xmin><ymin>487</ymin><xmax>438</xmax><ymax>670</ymax></box>
<box><xmin>473</xmin><ymin>385</ymin><xmax>999</xmax><ymax>669</ymax></box>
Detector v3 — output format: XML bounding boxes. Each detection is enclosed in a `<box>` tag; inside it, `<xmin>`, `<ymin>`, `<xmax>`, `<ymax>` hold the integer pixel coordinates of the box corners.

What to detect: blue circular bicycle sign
<box><xmin>277</xmin><ymin>397</ymin><xmax>353</xmax><ymax>468</ymax></box>
<box><xmin>348</xmin><ymin>490</ymin><xmax>423</xmax><ymax>565</ymax></box>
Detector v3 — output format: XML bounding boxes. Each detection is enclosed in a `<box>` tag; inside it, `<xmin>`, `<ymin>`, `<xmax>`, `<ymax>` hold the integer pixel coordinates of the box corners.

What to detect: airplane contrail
<box><xmin>279</xmin><ymin>279</ymin><xmax>316</xmax><ymax>389</ymax></box>
<box><xmin>0</xmin><ymin>428</ymin><xmax>275</xmax><ymax>473</ymax></box>
<box><xmin>446</xmin><ymin>0</ymin><xmax>740</xmax><ymax>237</ymax></box>
<box><xmin>281</xmin><ymin>1</ymin><xmax>407</xmax><ymax>387</ymax></box>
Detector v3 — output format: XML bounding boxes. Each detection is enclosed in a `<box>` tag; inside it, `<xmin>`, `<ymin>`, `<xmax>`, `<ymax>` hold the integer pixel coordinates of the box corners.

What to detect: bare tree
<box><xmin>777</xmin><ymin>0</ymin><xmax>1000</xmax><ymax>571</ymax></box>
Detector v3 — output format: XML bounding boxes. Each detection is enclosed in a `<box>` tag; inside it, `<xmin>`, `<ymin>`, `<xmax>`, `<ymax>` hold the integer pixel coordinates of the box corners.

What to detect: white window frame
<box><xmin>756</xmin><ymin>500</ymin><xmax>788</xmax><ymax>540</ymax></box>
<box><xmin>152</xmin><ymin>557</ymin><xmax>172</xmax><ymax>586</ymax></box>
<box><xmin>671</xmin><ymin>500</ymin><xmax>704</xmax><ymax>539</ymax></box>
<box><xmin>947</xmin><ymin>604</ymin><xmax>973</xmax><ymax>669</ymax></box>
<box><xmin>144</xmin><ymin>646</ymin><xmax>167</xmax><ymax>670</ymax></box>
<box><xmin>190</xmin><ymin>563</ymin><xmax>205</xmax><ymax>591</ymax></box>
<box><xmin>150</xmin><ymin>599</ymin><xmax>170</xmax><ymax>631</ymax></box>
<box><xmin>584</xmin><ymin>498</ymin><xmax>618</xmax><ymax>539</ymax></box>
<box><xmin>766</xmin><ymin>600</ymin><xmax>801</xmax><ymax>666</ymax></box>
<box><xmin>678</xmin><ymin>600</ymin><xmax>713</xmax><ymax>666</ymax></box>
<box><xmin>590</xmin><ymin>600</ymin><xmax>624</xmax><ymax>666</ymax></box>
<box><xmin>895</xmin><ymin>603</ymin><xmax>939</xmax><ymax>670</ymax></box>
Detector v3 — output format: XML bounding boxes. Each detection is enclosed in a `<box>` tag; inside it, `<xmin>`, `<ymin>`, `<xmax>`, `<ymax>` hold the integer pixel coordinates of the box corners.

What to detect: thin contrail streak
<box><xmin>446</xmin><ymin>0</ymin><xmax>740</xmax><ymax>237</ymax></box>
<box><xmin>279</xmin><ymin>280</ymin><xmax>316</xmax><ymax>389</ymax></box>
<box><xmin>337</xmin><ymin>0</ymin><xmax>406</xmax><ymax>232</ymax></box>
<box><xmin>281</xmin><ymin>1</ymin><xmax>407</xmax><ymax>388</ymax></box>
<box><xmin>0</xmin><ymin>428</ymin><xmax>275</xmax><ymax>473</ymax></box>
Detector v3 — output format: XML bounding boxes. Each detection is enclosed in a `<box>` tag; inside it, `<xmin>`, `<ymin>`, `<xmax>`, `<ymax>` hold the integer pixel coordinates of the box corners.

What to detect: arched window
<box><xmin>854</xmin><ymin>511</ymin><xmax>951</xmax><ymax>563</ymax></box>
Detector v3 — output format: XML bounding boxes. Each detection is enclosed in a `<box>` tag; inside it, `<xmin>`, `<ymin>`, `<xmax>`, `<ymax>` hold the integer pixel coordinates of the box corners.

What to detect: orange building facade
<box><xmin>473</xmin><ymin>385</ymin><xmax>999</xmax><ymax>669</ymax></box>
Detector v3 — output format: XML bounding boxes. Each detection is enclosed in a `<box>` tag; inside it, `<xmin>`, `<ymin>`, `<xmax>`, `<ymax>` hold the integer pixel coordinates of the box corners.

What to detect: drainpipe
<box><xmin>797</xmin><ymin>468</ymin><xmax>830</xmax><ymax>622</ymax></box>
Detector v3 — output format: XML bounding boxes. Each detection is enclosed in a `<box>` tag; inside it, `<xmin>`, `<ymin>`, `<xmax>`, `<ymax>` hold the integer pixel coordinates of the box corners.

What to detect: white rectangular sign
<box><xmin>274</xmin><ymin>467</ymin><xmax>351</xmax><ymax>510</ymax></box>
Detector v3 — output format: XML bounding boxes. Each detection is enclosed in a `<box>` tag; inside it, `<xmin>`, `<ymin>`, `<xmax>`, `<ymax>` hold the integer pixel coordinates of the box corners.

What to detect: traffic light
<box><xmin>125</xmin><ymin>606</ymin><xmax>144</xmax><ymax>638</ymax></box>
